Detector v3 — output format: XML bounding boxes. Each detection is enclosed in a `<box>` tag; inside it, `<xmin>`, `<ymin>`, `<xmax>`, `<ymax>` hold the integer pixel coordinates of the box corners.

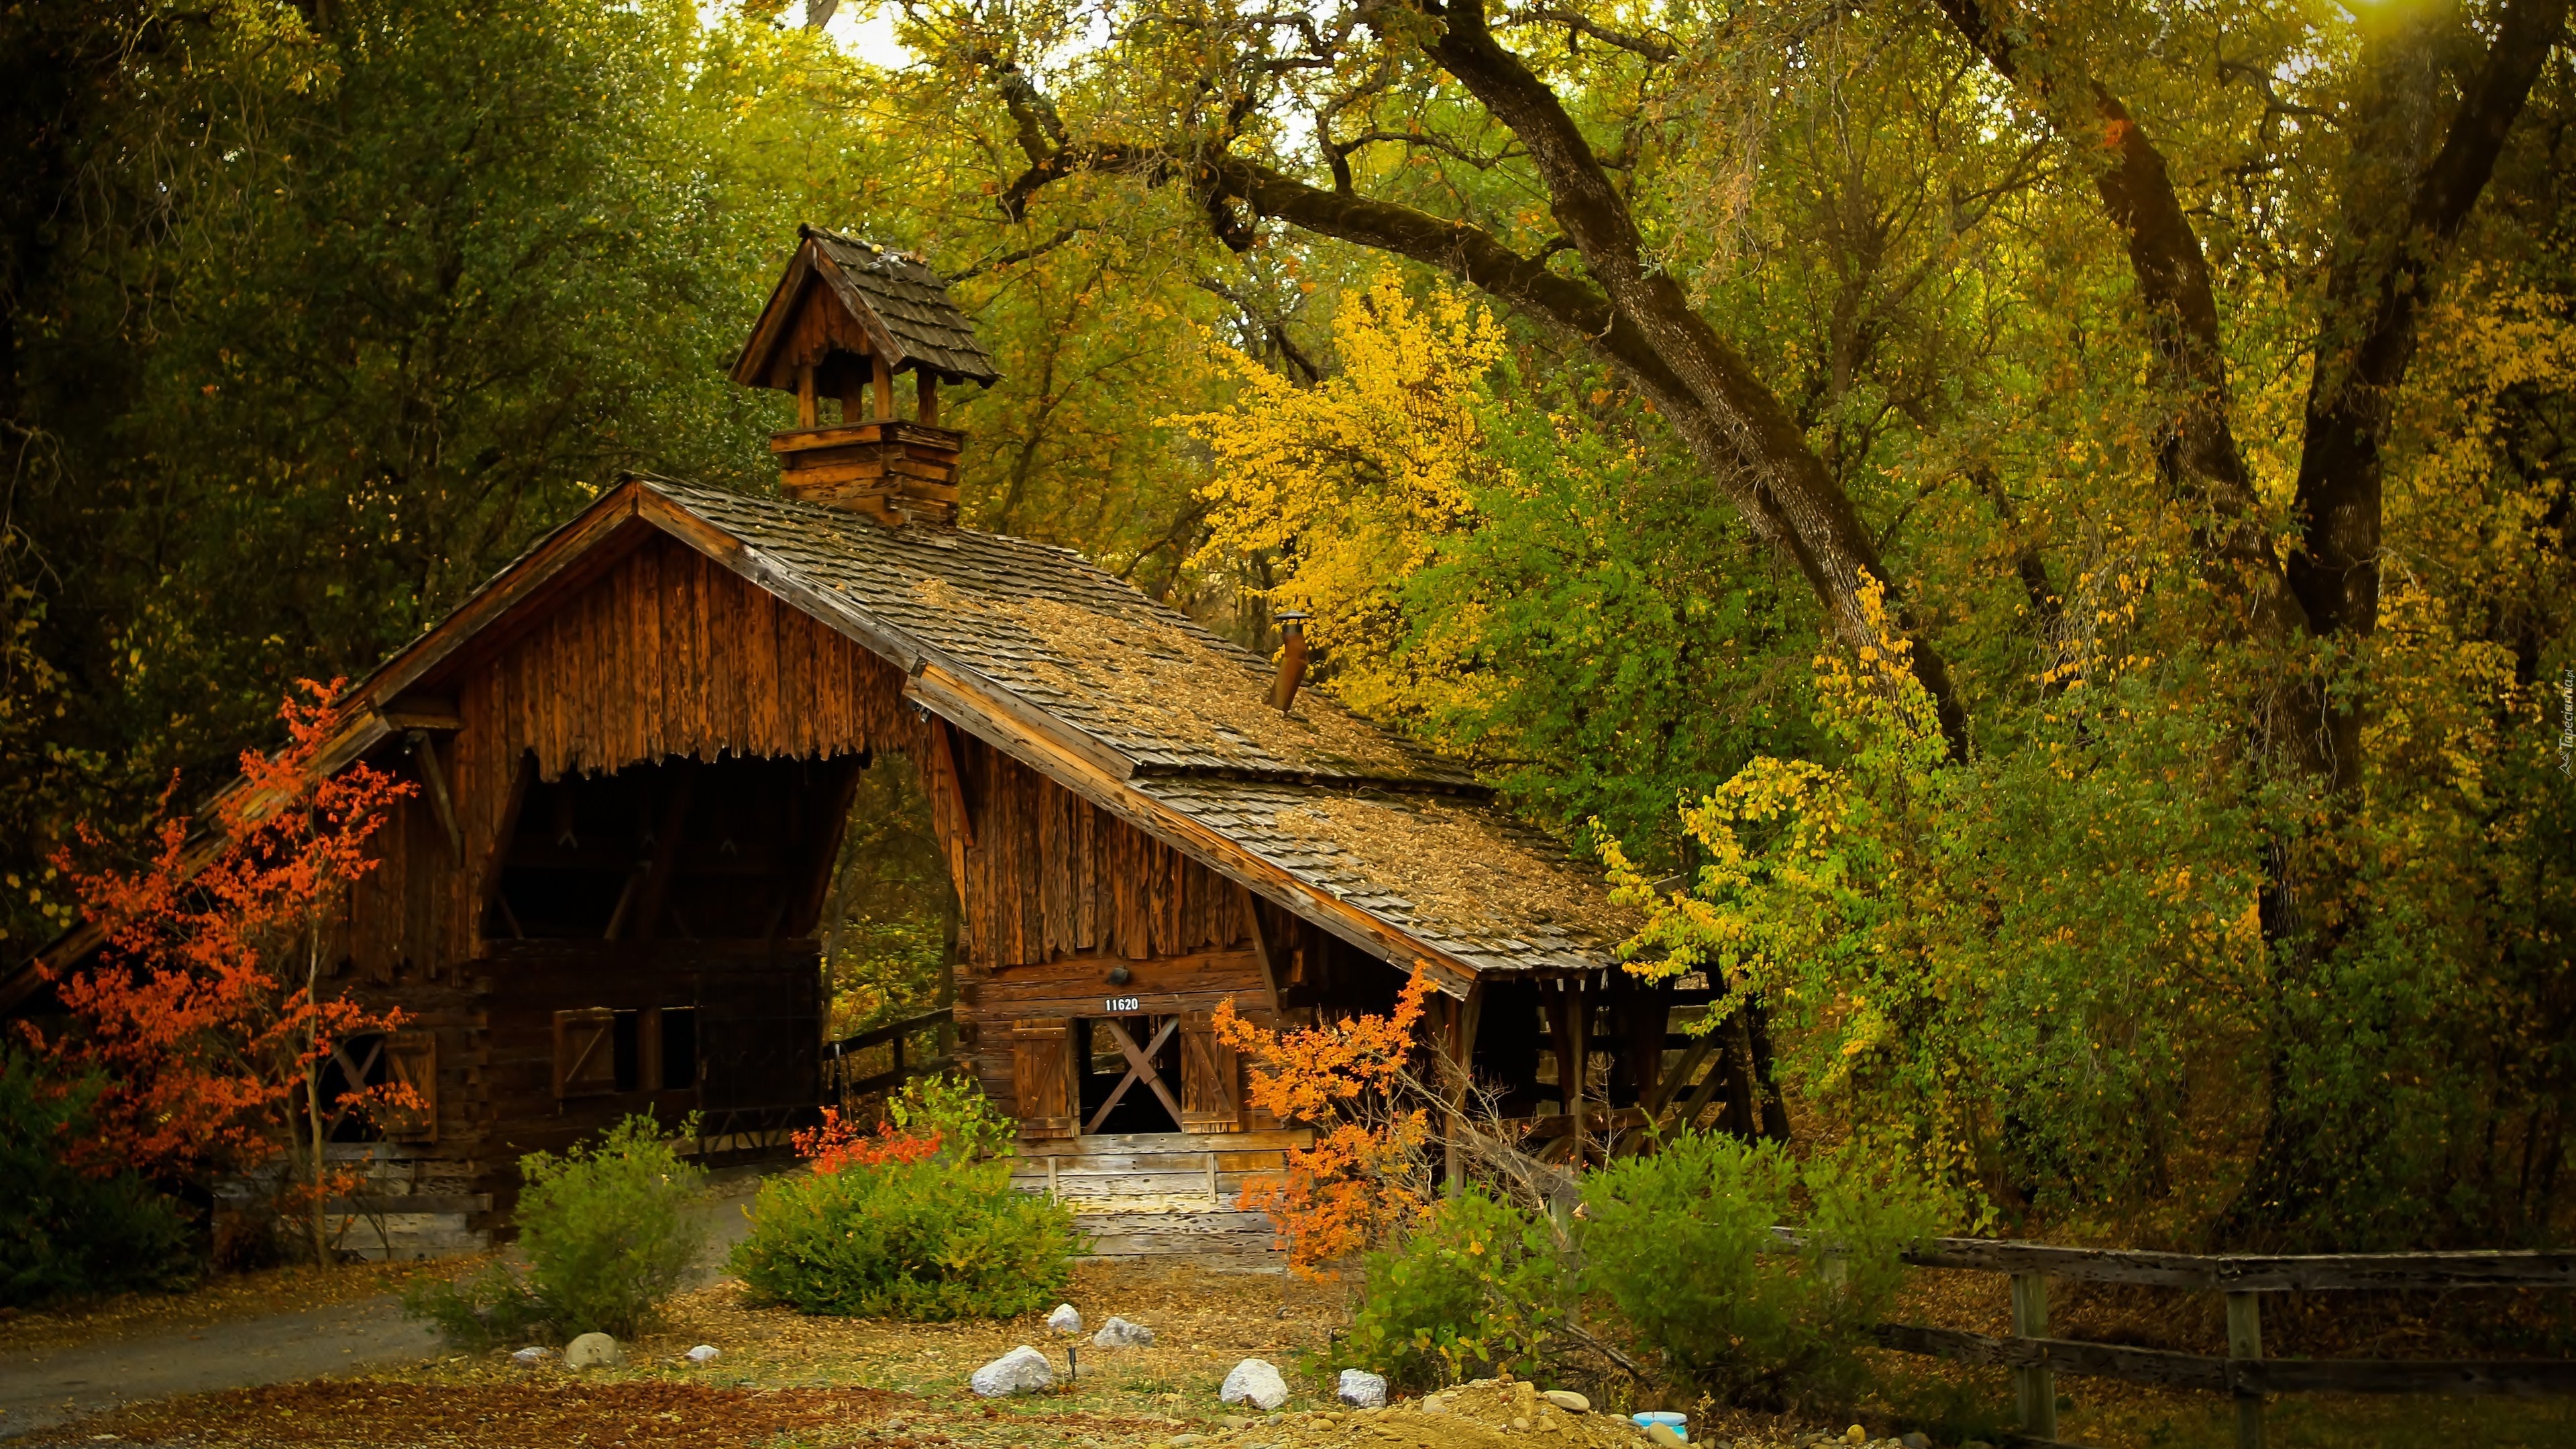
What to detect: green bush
<box><xmin>0</xmin><ymin>1049</ymin><xmax>195</xmax><ymax>1307</ymax></box>
<box><xmin>1580</xmin><ymin>1131</ymin><xmax>1938</xmax><ymax>1407</ymax></box>
<box><xmin>1341</xmin><ymin>1189</ymin><xmax>1572</xmax><ymax>1391</ymax></box>
<box><xmin>405</xmin><ymin>1113</ymin><xmax>706</xmax><ymax>1347</ymax></box>
<box><xmin>729</xmin><ymin>1079</ymin><xmax>1079</xmax><ymax>1319</ymax></box>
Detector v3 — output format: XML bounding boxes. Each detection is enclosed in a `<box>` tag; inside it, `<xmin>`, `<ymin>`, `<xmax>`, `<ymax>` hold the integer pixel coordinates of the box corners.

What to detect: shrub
<box><xmin>1579</xmin><ymin>1131</ymin><xmax>1938</xmax><ymax>1407</ymax></box>
<box><xmin>1341</xmin><ymin>1188</ymin><xmax>1570</xmax><ymax>1391</ymax></box>
<box><xmin>0</xmin><ymin>1049</ymin><xmax>195</xmax><ymax>1307</ymax></box>
<box><xmin>729</xmin><ymin>1077</ymin><xmax>1081</xmax><ymax>1320</ymax></box>
<box><xmin>405</xmin><ymin>1113</ymin><xmax>706</xmax><ymax>1347</ymax></box>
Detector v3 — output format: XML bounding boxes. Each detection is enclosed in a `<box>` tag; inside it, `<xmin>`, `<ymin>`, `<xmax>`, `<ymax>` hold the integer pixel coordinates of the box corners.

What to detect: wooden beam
<box><xmin>1087</xmin><ymin>1016</ymin><xmax>1185</xmax><ymax>1133</ymax></box>
<box><xmin>916</xmin><ymin>369</ymin><xmax>940</xmax><ymax>425</ymax></box>
<box><xmin>382</xmin><ymin>694</ymin><xmax>462</xmax><ymax>731</ymax></box>
<box><xmin>1236</xmin><ymin>883</ymin><xmax>1283</xmax><ymax>1013</ymax></box>
<box><xmin>797</xmin><ymin>364</ymin><xmax>818</xmax><ymax>427</ymax></box>
<box><xmin>873</xmin><ymin>359</ymin><xmax>896</xmax><ymax>421</ymax></box>
<box><xmin>407</xmin><ymin>731</ymin><xmax>464</xmax><ymax>865</ymax></box>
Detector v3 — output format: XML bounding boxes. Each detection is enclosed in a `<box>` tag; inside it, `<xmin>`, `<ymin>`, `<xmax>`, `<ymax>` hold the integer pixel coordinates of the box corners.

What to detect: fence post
<box><xmin>2012</xmin><ymin>1271</ymin><xmax>2057</xmax><ymax>1441</ymax></box>
<box><xmin>2226</xmin><ymin>1291</ymin><xmax>2264</xmax><ymax>1449</ymax></box>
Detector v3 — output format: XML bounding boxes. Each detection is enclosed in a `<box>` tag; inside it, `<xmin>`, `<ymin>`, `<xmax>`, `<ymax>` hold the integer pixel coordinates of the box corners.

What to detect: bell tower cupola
<box><xmin>728</xmin><ymin>226</ymin><xmax>1000</xmax><ymax>527</ymax></box>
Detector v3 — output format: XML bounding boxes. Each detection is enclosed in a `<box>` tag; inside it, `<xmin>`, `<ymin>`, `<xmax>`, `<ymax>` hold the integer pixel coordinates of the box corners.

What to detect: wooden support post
<box><xmin>2012</xmin><ymin>1271</ymin><xmax>2056</xmax><ymax>1440</ymax></box>
<box><xmin>797</xmin><ymin>364</ymin><xmax>818</xmax><ymax>428</ymax></box>
<box><xmin>872</xmin><ymin>359</ymin><xmax>895</xmax><ymax>421</ymax></box>
<box><xmin>916</xmin><ymin>369</ymin><xmax>940</xmax><ymax>425</ymax></box>
<box><xmin>1565</xmin><ymin>985</ymin><xmax>1587</xmax><ymax>1159</ymax></box>
<box><xmin>1443</xmin><ymin>985</ymin><xmax>1483</xmax><ymax>1197</ymax></box>
<box><xmin>1206</xmin><ymin>1150</ymin><xmax>1220</xmax><ymax>1204</ymax></box>
<box><xmin>1045</xmin><ymin>1153</ymin><xmax>1060</xmax><ymax>1198</ymax></box>
<box><xmin>2228</xmin><ymin>1291</ymin><xmax>2265</xmax><ymax>1449</ymax></box>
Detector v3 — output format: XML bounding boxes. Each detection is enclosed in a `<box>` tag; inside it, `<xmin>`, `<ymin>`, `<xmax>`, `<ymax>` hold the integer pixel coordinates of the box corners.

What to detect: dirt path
<box><xmin>0</xmin><ymin>1169</ymin><xmax>770</xmax><ymax>1441</ymax></box>
<box><xmin>0</xmin><ymin>1293</ymin><xmax>444</xmax><ymax>1438</ymax></box>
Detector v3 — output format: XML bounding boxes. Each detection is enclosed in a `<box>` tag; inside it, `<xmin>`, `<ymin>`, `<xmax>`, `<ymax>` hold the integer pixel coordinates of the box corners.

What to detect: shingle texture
<box><xmin>643</xmin><ymin>478</ymin><xmax>1630</xmax><ymax>973</ymax></box>
<box><xmin>804</xmin><ymin>227</ymin><xmax>1002</xmax><ymax>384</ymax></box>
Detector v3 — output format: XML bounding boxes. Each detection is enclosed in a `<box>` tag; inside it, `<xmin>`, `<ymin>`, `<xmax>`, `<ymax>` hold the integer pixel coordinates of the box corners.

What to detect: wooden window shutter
<box><xmin>1178</xmin><ymin>1010</ymin><xmax>1242</xmax><ymax>1132</ymax></box>
<box><xmin>1010</xmin><ymin>1020</ymin><xmax>1077</xmax><ymax>1138</ymax></box>
<box><xmin>383</xmin><ymin>1032</ymin><xmax>439</xmax><ymax>1142</ymax></box>
<box><xmin>553</xmin><ymin>1008</ymin><xmax>617</xmax><ymax>1099</ymax></box>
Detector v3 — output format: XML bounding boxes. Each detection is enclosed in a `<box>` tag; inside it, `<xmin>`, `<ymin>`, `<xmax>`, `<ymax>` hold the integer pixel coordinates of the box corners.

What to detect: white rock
<box><xmin>564</xmin><ymin>1332</ymin><xmax>624</xmax><ymax>1371</ymax></box>
<box><xmin>971</xmin><ymin>1344</ymin><xmax>1057</xmax><ymax>1397</ymax></box>
<box><xmin>1221</xmin><ymin>1358</ymin><xmax>1290</xmax><ymax>1411</ymax></box>
<box><xmin>685</xmin><ymin>1344</ymin><xmax>721</xmax><ymax>1364</ymax></box>
<box><xmin>1543</xmin><ymin>1391</ymin><xmax>1589</xmax><ymax>1413</ymax></box>
<box><xmin>1093</xmin><ymin>1316</ymin><xmax>1157</xmax><ymax>1348</ymax></box>
<box><xmin>1046</xmin><ymin>1303</ymin><xmax>1085</xmax><ymax>1335</ymax></box>
<box><xmin>509</xmin><ymin>1346</ymin><xmax>553</xmax><ymax>1366</ymax></box>
<box><xmin>1336</xmin><ymin>1371</ymin><xmax>1387</xmax><ymax>1408</ymax></box>
<box><xmin>1646</xmin><ymin>1426</ymin><xmax>1688</xmax><ymax>1449</ymax></box>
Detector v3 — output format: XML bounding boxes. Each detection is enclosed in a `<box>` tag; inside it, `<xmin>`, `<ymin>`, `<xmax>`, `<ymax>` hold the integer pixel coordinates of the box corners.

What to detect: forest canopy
<box><xmin>3</xmin><ymin>0</ymin><xmax>2570</xmax><ymax>1251</ymax></box>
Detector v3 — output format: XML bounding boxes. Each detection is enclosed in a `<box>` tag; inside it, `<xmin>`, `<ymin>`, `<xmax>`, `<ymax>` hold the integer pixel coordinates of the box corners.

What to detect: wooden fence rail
<box><xmin>1769</xmin><ymin>1229</ymin><xmax>2576</xmax><ymax>1448</ymax></box>
<box><xmin>825</xmin><ymin>1006</ymin><xmax>956</xmax><ymax>1103</ymax></box>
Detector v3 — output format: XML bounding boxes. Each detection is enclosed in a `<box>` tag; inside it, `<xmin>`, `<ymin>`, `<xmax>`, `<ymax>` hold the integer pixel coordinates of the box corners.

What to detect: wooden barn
<box><xmin>7</xmin><ymin>228</ymin><xmax>1766</xmax><ymax>1260</ymax></box>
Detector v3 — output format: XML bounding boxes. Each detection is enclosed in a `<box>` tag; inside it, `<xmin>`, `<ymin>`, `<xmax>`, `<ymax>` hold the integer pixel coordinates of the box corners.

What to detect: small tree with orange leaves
<box><xmin>1213</xmin><ymin>971</ymin><xmax>1444</xmax><ymax>1277</ymax></box>
<box><xmin>33</xmin><ymin>679</ymin><xmax>418</xmax><ymax>1266</ymax></box>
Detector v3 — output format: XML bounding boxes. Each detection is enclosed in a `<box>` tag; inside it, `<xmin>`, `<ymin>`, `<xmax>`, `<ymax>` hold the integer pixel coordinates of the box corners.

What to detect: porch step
<box><xmin>1008</xmin><ymin>1131</ymin><xmax>1301</xmax><ymax>1263</ymax></box>
<box><xmin>1071</xmin><ymin>1209</ymin><xmax>1279</xmax><ymax>1264</ymax></box>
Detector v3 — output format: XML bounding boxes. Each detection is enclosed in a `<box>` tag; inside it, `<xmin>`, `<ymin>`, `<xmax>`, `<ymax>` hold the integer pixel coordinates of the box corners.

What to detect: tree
<box><xmin>36</xmin><ymin>680</ymin><xmax>417</xmax><ymax>1265</ymax></box>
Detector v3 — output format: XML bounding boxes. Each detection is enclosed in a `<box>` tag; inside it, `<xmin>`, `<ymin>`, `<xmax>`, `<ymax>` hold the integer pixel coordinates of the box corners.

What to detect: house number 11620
<box><xmin>1104</xmin><ymin>996</ymin><xmax>1141</xmax><ymax>1012</ymax></box>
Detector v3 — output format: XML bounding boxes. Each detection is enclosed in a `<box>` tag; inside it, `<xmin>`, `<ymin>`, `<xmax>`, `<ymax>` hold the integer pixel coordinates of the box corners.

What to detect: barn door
<box><xmin>1011</xmin><ymin>1019</ymin><xmax>1079</xmax><ymax>1138</ymax></box>
<box><xmin>1178</xmin><ymin>1010</ymin><xmax>1241</xmax><ymax>1133</ymax></box>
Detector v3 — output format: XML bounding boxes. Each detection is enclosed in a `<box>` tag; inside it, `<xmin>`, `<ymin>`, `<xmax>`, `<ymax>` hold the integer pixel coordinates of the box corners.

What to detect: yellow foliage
<box><xmin>1167</xmin><ymin>270</ymin><xmax>1507</xmax><ymax>722</ymax></box>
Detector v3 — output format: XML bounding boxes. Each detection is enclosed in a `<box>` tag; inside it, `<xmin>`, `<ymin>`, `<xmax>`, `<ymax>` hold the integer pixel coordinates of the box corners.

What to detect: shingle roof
<box><xmin>652</xmin><ymin>478</ymin><xmax>1472</xmax><ymax>788</ymax></box>
<box><xmin>1133</xmin><ymin>779</ymin><xmax>1635</xmax><ymax>975</ymax></box>
<box><xmin>802</xmin><ymin>227</ymin><xmax>1002</xmax><ymax>384</ymax></box>
<box><xmin>640</xmin><ymin>478</ymin><xmax>1631</xmax><ymax>975</ymax></box>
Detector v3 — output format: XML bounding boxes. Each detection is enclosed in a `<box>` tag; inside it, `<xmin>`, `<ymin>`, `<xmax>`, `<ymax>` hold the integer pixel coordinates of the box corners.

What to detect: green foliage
<box><xmin>0</xmin><ymin>1049</ymin><xmax>195</xmax><ymax>1307</ymax></box>
<box><xmin>1580</xmin><ymin>1133</ymin><xmax>1937</xmax><ymax>1407</ymax></box>
<box><xmin>1340</xmin><ymin>1189</ymin><xmax>1570</xmax><ymax>1392</ymax></box>
<box><xmin>728</xmin><ymin>1152</ymin><xmax>1079</xmax><ymax>1320</ymax></box>
<box><xmin>405</xmin><ymin>1114</ymin><xmax>707</xmax><ymax>1346</ymax></box>
<box><xmin>517</xmin><ymin>1113</ymin><xmax>710</xmax><ymax>1339</ymax></box>
<box><xmin>399</xmin><ymin>1260</ymin><xmax>555</xmax><ymax>1352</ymax></box>
<box><xmin>883</xmin><ymin>1073</ymin><xmax>1018</xmax><ymax>1165</ymax></box>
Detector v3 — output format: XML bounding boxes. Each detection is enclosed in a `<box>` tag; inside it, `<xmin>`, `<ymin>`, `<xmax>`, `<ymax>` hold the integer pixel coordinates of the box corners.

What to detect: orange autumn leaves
<box><xmin>1214</xmin><ymin>972</ymin><xmax>1442</xmax><ymax>1277</ymax></box>
<box><xmin>794</xmin><ymin>1107</ymin><xmax>944</xmax><ymax>1174</ymax></box>
<box><xmin>30</xmin><ymin>680</ymin><xmax>418</xmax><ymax>1183</ymax></box>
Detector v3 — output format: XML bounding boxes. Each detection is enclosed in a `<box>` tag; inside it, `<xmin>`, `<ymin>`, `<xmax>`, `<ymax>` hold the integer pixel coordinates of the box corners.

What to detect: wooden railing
<box><xmin>824</xmin><ymin>1006</ymin><xmax>956</xmax><ymax>1103</ymax></box>
<box><xmin>1776</xmin><ymin>1229</ymin><xmax>2576</xmax><ymax>1447</ymax></box>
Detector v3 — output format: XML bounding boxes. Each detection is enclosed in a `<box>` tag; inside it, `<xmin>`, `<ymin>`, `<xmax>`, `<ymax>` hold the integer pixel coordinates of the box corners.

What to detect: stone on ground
<box><xmin>684</xmin><ymin>1344</ymin><xmax>720</xmax><ymax>1364</ymax></box>
<box><xmin>1092</xmin><ymin>1315</ymin><xmax>1156</xmax><ymax>1347</ymax></box>
<box><xmin>564</xmin><ymin>1333</ymin><xmax>624</xmax><ymax>1371</ymax></box>
<box><xmin>1220</xmin><ymin>1358</ymin><xmax>1289</xmax><ymax>1411</ymax></box>
<box><xmin>1647</xmin><ymin>1424</ymin><xmax>1687</xmax><ymax>1449</ymax></box>
<box><xmin>1542</xmin><ymin>1390</ymin><xmax>1589</xmax><ymax>1413</ymax></box>
<box><xmin>971</xmin><ymin>1344</ymin><xmax>1057</xmax><ymax>1397</ymax></box>
<box><xmin>1046</xmin><ymin>1303</ymin><xmax>1084</xmax><ymax>1335</ymax></box>
<box><xmin>508</xmin><ymin>1346</ymin><xmax>553</xmax><ymax>1366</ymax></box>
<box><xmin>1899</xmin><ymin>1435</ymin><xmax>1931</xmax><ymax>1449</ymax></box>
<box><xmin>1335</xmin><ymin>1370</ymin><xmax>1387</xmax><ymax>1408</ymax></box>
